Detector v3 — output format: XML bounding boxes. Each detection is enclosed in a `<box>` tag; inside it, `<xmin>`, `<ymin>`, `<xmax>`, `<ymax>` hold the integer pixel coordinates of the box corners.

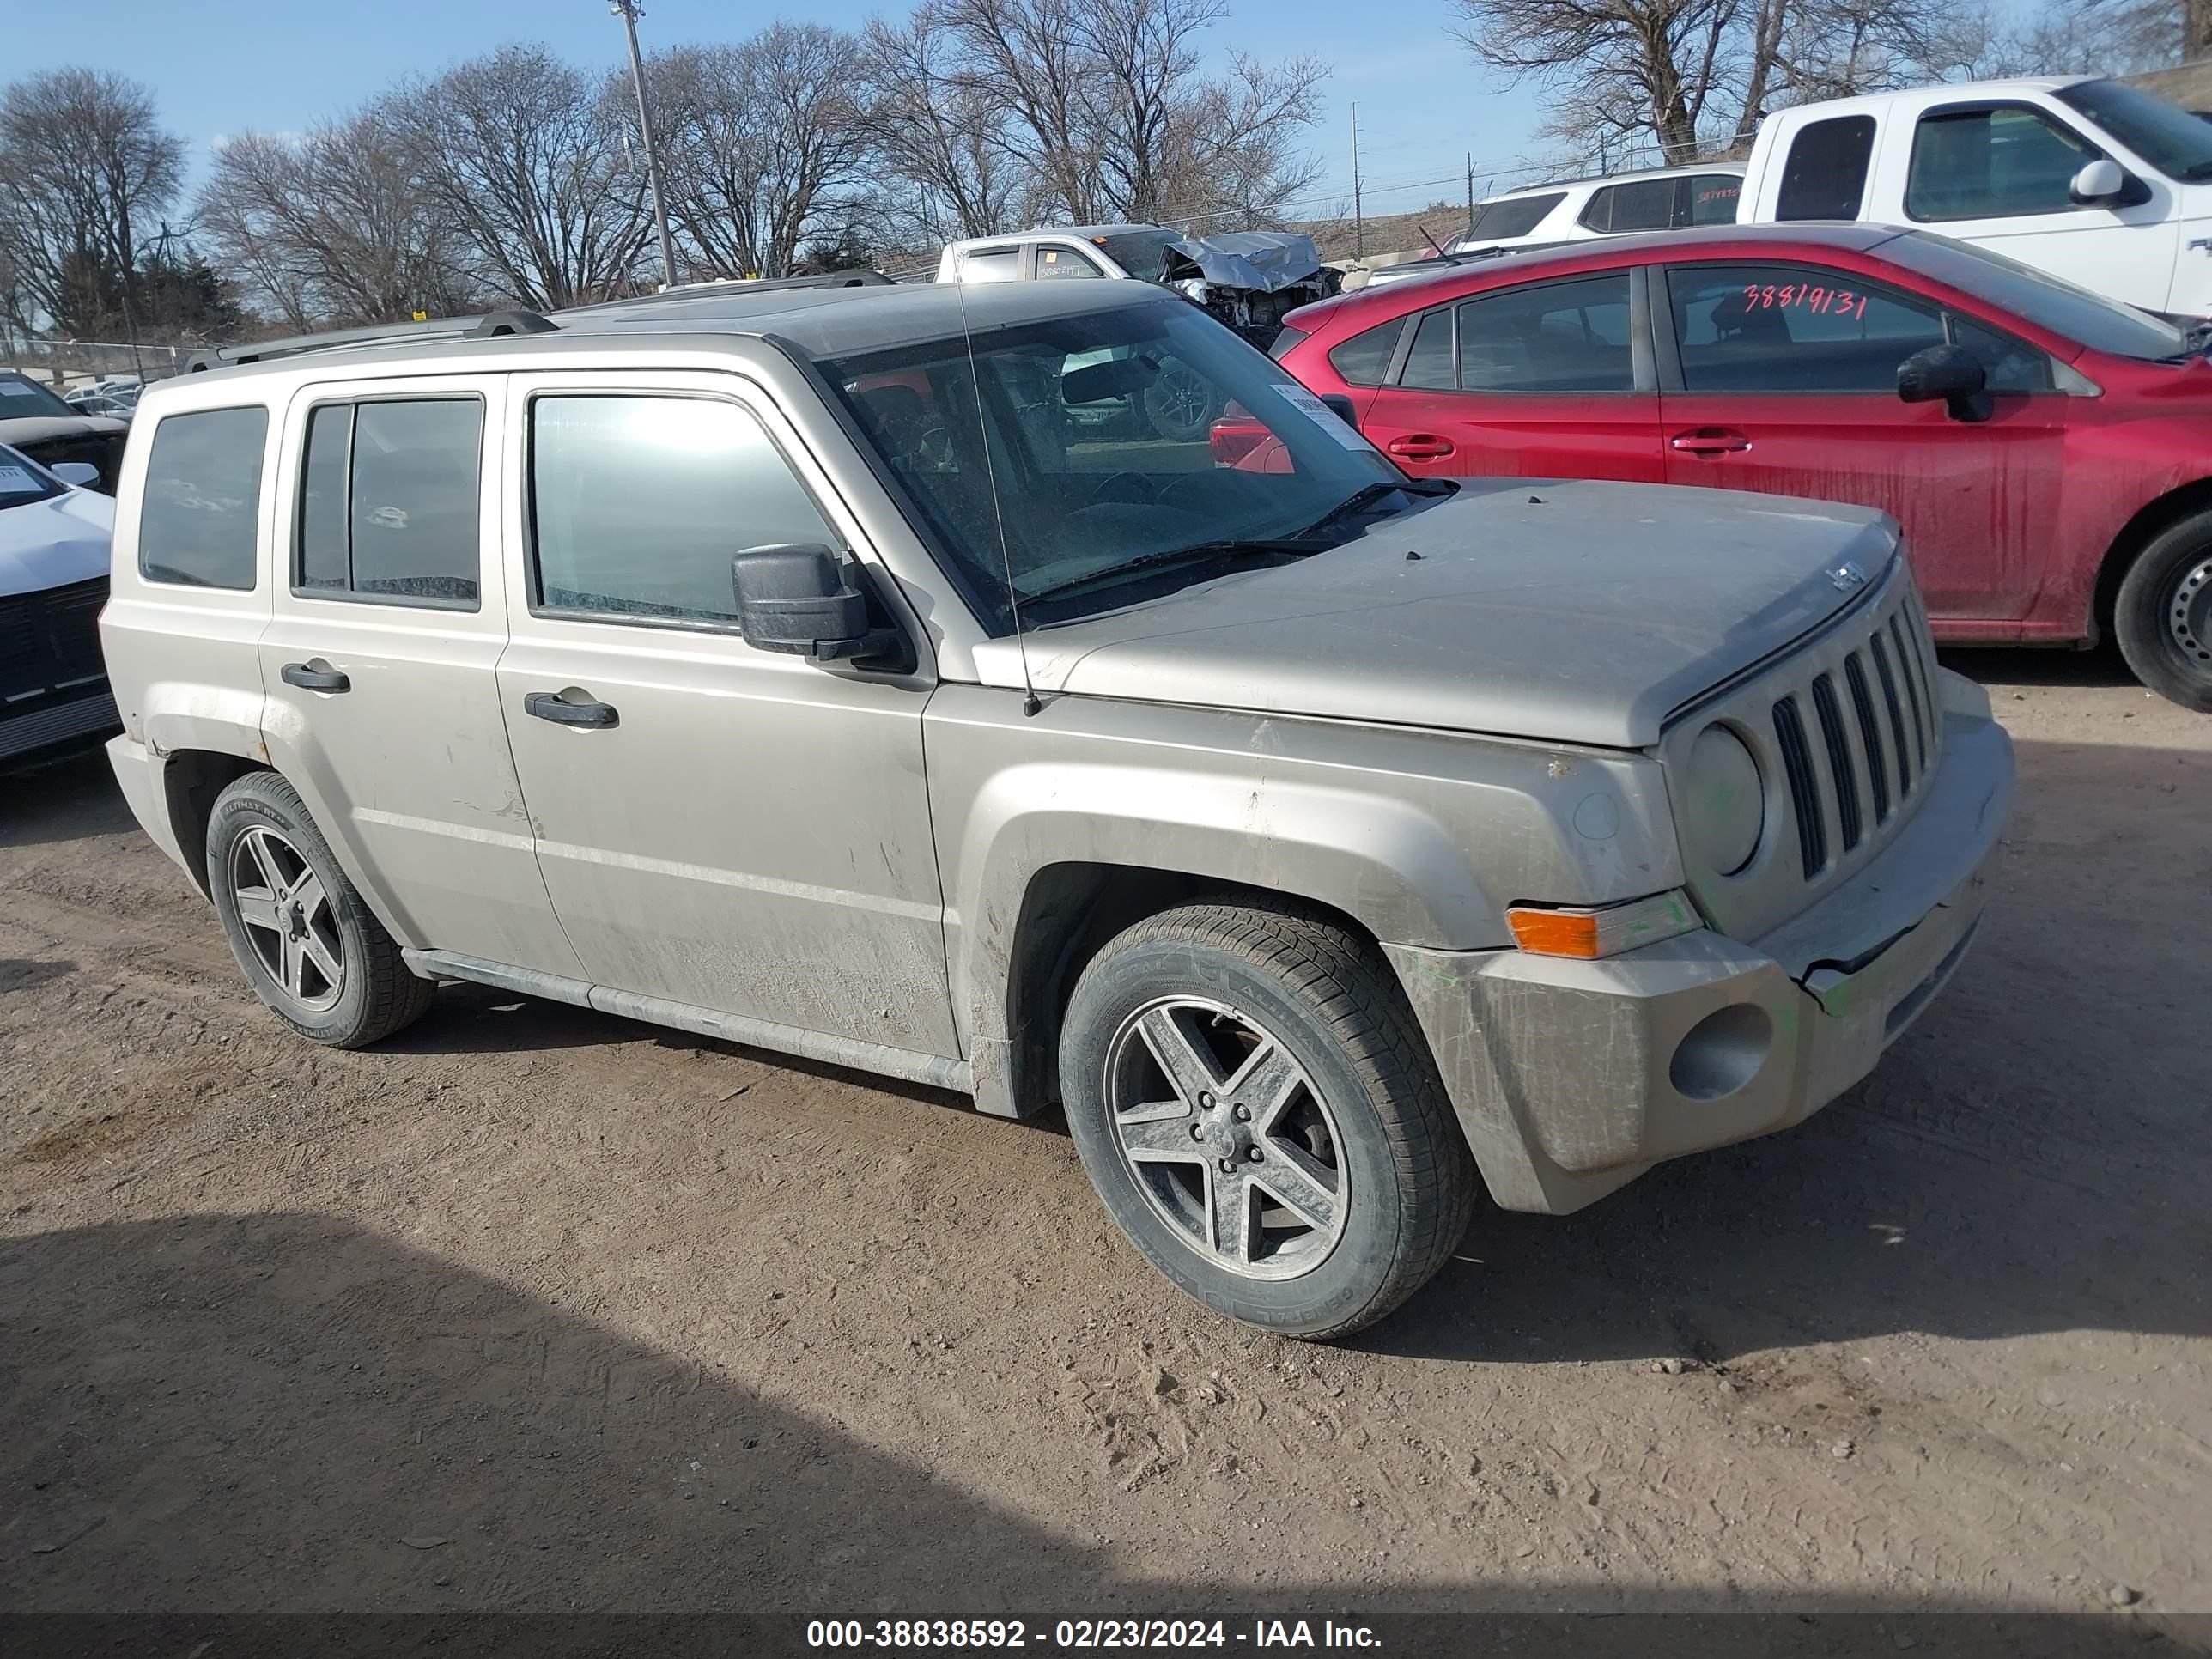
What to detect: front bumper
<box><xmin>1</xmin><ymin>689</ymin><xmax>118</xmax><ymax>763</ymax></box>
<box><xmin>1387</xmin><ymin>680</ymin><xmax>2014</xmax><ymax>1216</ymax></box>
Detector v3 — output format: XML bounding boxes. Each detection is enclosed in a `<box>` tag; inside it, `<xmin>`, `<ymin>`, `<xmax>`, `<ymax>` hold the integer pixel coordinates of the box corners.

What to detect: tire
<box><xmin>2114</xmin><ymin>514</ymin><xmax>2212</xmax><ymax>713</ymax></box>
<box><xmin>204</xmin><ymin>771</ymin><xmax>433</xmax><ymax>1048</ymax></box>
<box><xmin>1059</xmin><ymin>899</ymin><xmax>1478</xmax><ymax>1340</ymax></box>
<box><xmin>1140</xmin><ymin>362</ymin><xmax>1221</xmax><ymax>444</ymax></box>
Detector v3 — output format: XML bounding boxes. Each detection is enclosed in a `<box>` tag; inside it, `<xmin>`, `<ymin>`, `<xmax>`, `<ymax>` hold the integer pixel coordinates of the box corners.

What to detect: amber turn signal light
<box><xmin>1507</xmin><ymin>891</ymin><xmax>1702</xmax><ymax>960</ymax></box>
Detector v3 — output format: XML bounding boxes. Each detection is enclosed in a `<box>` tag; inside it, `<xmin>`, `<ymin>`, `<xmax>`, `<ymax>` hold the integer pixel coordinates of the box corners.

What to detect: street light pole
<box><xmin>611</xmin><ymin>0</ymin><xmax>679</xmax><ymax>292</ymax></box>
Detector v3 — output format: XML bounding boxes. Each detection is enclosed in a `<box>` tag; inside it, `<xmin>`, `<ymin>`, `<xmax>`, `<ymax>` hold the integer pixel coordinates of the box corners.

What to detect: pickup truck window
<box><xmin>529</xmin><ymin>395</ymin><xmax>836</xmax><ymax>625</ymax></box>
<box><xmin>138</xmin><ymin>406</ymin><xmax>267</xmax><ymax>591</ymax></box>
<box><xmin>1777</xmin><ymin>116</ymin><xmax>1877</xmax><ymax>220</ymax></box>
<box><xmin>1037</xmin><ymin>246</ymin><xmax>1107</xmax><ymax>280</ymax></box>
<box><xmin>1454</xmin><ymin>274</ymin><xmax>1633</xmax><ymax>392</ymax></box>
<box><xmin>1881</xmin><ymin>231</ymin><xmax>2186</xmax><ymax>360</ymax></box>
<box><xmin>1669</xmin><ymin>264</ymin><xmax>1948</xmax><ymax>392</ymax></box>
<box><xmin>955</xmin><ymin>246</ymin><xmax>1023</xmax><ymax>283</ymax></box>
<box><xmin>1906</xmin><ymin>105</ymin><xmax>2099</xmax><ymax>222</ymax></box>
<box><xmin>296</xmin><ymin>398</ymin><xmax>483</xmax><ymax>609</ymax></box>
<box><xmin>2054</xmin><ymin>78</ymin><xmax>2212</xmax><ymax>180</ymax></box>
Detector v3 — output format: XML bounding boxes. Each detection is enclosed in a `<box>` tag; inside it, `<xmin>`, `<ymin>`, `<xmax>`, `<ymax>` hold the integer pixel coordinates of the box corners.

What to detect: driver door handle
<box><xmin>1387</xmin><ymin>434</ymin><xmax>1455</xmax><ymax>460</ymax></box>
<box><xmin>525</xmin><ymin>690</ymin><xmax>619</xmax><ymax>729</ymax></box>
<box><xmin>280</xmin><ymin>659</ymin><xmax>349</xmax><ymax>693</ymax></box>
<box><xmin>1670</xmin><ymin>427</ymin><xmax>1753</xmax><ymax>454</ymax></box>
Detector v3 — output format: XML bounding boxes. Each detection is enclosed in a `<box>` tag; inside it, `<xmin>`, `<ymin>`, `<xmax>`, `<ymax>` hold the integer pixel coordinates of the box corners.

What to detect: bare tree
<box><xmin>858</xmin><ymin>12</ymin><xmax>1025</xmax><ymax>244</ymax></box>
<box><xmin>652</xmin><ymin>27</ymin><xmax>873</xmax><ymax>280</ymax></box>
<box><xmin>197</xmin><ymin>110</ymin><xmax>471</xmax><ymax>331</ymax></box>
<box><xmin>0</xmin><ymin>67</ymin><xmax>185</xmax><ymax>336</ymax></box>
<box><xmin>388</xmin><ymin>46</ymin><xmax>650</xmax><ymax>310</ymax></box>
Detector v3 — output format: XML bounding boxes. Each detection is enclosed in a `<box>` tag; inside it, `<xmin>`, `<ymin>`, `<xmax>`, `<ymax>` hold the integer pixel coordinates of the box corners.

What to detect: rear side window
<box><xmin>1455</xmin><ymin>274</ymin><xmax>1633</xmax><ymax>392</ymax></box>
<box><xmin>1582</xmin><ymin>178</ymin><xmax>1678</xmax><ymax>234</ymax></box>
<box><xmin>295</xmin><ymin>398</ymin><xmax>483</xmax><ymax>608</ymax></box>
<box><xmin>1325</xmin><ymin>317</ymin><xmax>1405</xmax><ymax>385</ymax></box>
<box><xmin>1776</xmin><ymin>116</ymin><xmax>1878</xmax><ymax>220</ymax></box>
<box><xmin>529</xmin><ymin>395</ymin><xmax>837</xmax><ymax>625</ymax></box>
<box><xmin>956</xmin><ymin>246</ymin><xmax>1023</xmax><ymax>283</ymax></box>
<box><xmin>1466</xmin><ymin>191</ymin><xmax>1565</xmax><ymax>240</ymax></box>
<box><xmin>1906</xmin><ymin>106</ymin><xmax>2099</xmax><ymax>222</ymax></box>
<box><xmin>138</xmin><ymin>407</ymin><xmax>268</xmax><ymax>591</ymax></box>
<box><xmin>1688</xmin><ymin>173</ymin><xmax>1743</xmax><ymax>224</ymax></box>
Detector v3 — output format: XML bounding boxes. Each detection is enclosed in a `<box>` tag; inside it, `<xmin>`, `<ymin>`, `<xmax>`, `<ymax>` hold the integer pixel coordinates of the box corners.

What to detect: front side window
<box><xmin>1036</xmin><ymin>246</ymin><xmax>1106</xmax><ymax>280</ymax></box>
<box><xmin>139</xmin><ymin>406</ymin><xmax>268</xmax><ymax>590</ymax></box>
<box><xmin>1906</xmin><ymin>106</ymin><xmax>2100</xmax><ymax>222</ymax></box>
<box><xmin>1583</xmin><ymin>179</ymin><xmax>1677</xmax><ymax>234</ymax></box>
<box><xmin>1777</xmin><ymin>116</ymin><xmax>1877</xmax><ymax>220</ymax></box>
<box><xmin>824</xmin><ymin>299</ymin><xmax>1404</xmax><ymax>632</ymax></box>
<box><xmin>530</xmin><ymin>396</ymin><xmax>836</xmax><ymax>624</ymax></box>
<box><xmin>295</xmin><ymin>398</ymin><xmax>482</xmax><ymax>608</ymax></box>
<box><xmin>1668</xmin><ymin>264</ymin><xmax>1947</xmax><ymax>392</ymax></box>
<box><xmin>1454</xmin><ymin>274</ymin><xmax>1633</xmax><ymax>392</ymax></box>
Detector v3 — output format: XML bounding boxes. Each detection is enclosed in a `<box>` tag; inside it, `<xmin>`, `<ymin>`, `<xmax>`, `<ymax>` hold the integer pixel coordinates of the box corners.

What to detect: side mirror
<box><xmin>1897</xmin><ymin>343</ymin><xmax>1991</xmax><ymax>424</ymax></box>
<box><xmin>50</xmin><ymin>461</ymin><xmax>100</xmax><ymax>488</ymax></box>
<box><xmin>2069</xmin><ymin>158</ymin><xmax>2129</xmax><ymax>205</ymax></box>
<box><xmin>732</xmin><ymin>543</ymin><xmax>909</xmax><ymax>670</ymax></box>
<box><xmin>1319</xmin><ymin>392</ymin><xmax>1360</xmax><ymax>431</ymax></box>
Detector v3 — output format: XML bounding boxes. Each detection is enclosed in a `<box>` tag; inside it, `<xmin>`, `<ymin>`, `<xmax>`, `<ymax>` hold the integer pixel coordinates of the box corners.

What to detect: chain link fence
<box><xmin>0</xmin><ymin>337</ymin><xmax>191</xmax><ymax>393</ymax></box>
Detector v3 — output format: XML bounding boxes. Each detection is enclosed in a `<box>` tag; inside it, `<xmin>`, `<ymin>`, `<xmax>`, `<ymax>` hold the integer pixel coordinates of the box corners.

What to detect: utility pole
<box><xmin>1466</xmin><ymin>153</ymin><xmax>1474</xmax><ymax>236</ymax></box>
<box><xmin>1351</xmin><ymin>104</ymin><xmax>1364</xmax><ymax>260</ymax></box>
<box><xmin>611</xmin><ymin>0</ymin><xmax>679</xmax><ymax>292</ymax></box>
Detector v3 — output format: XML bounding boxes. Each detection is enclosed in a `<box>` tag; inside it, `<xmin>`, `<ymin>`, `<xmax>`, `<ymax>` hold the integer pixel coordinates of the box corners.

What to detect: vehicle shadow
<box><xmin>0</xmin><ymin>957</ymin><xmax>76</xmax><ymax>994</ymax></box>
<box><xmin>1942</xmin><ymin>642</ymin><xmax>2140</xmax><ymax>690</ymax></box>
<box><xmin>1370</xmin><ymin>727</ymin><xmax>2209</xmax><ymax>1362</ymax></box>
<box><xmin>0</xmin><ymin>748</ymin><xmax>136</xmax><ymax>848</ymax></box>
<box><xmin>0</xmin><ymin>1215</ymin><xmax>2176</xmax><ymax>1653</ymax></box>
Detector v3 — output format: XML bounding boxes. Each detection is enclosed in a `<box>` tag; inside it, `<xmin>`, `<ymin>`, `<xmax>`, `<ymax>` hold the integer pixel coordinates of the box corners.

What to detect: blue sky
<box><xmin>11</xmin><ymin>0</ymin><xmax>1559</xmax><ymax>233</ymax></box>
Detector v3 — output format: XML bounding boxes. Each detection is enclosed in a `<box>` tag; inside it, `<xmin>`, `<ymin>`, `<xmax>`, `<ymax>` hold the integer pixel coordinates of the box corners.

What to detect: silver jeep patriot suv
<box><xmin>100</xmin><ymin>279</ymin><xmax>2013</xmax><ymax>1337</ymax></box>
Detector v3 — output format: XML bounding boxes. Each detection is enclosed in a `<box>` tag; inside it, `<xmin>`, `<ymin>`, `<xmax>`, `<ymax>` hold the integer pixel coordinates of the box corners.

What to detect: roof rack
<box><xmin>562</xmin><ymin>268</ymin><xmax>894</xmax><ymax>315</ymax></box>
<box><xmin>185</xmin><ymin>307</ymin><xmax>559</xmax><ymax>372</ymax></box>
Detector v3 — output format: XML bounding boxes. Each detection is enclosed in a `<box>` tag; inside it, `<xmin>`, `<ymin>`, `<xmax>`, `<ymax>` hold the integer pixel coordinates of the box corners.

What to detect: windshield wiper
<box><xmin>1291</xmin><ymin>477</ymin><xmax>1453</xmax><ymax>541</ymax></box>
<box><xmin>1023</xmin><ymin>538</ymin><xmax>1328</xmax><ymax>607</ymax></box>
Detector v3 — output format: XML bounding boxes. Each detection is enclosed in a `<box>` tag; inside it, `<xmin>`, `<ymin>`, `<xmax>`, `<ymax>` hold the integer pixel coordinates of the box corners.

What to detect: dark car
<box><xmin>0</xmin><ymin>370</ymin><xmax>130</xmax><ymax>493</ymax></box>
<box><xmin>1272</xmin><ymin>223</ymin><xmax>2212</xmax><ymax>709</ymax></box>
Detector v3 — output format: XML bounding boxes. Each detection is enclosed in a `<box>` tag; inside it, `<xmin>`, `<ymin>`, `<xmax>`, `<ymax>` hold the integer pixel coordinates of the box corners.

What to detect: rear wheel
<box><xmin>1059</xmin><ymin>899</ymin><xmax>1478</xmax><ymax>1339</ymax></box>
<box><xmin>2115</xmin><ymin>514</ymin><xmax>2212</xmax><ymax>712</ymax></box>
<box><xmin>1140</xmin><ymin>362</ymin><xmax>1221</xmax><ymax>443</ymax></box>
<box><xmin>205</xmin><ymin>771</ymin><xmax>432</xmax><ymax>1047</ymax></box>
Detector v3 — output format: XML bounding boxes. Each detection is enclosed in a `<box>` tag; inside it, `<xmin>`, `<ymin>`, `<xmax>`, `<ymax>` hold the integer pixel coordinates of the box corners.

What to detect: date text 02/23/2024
<box><xmin>805</xmin><ymin>1620</ymin><xmax>1383</xmax><ymax>1650</ymax></box>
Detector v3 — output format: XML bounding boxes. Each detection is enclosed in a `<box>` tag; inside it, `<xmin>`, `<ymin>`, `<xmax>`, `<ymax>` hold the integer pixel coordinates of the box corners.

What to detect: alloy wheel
<box><xmin>229</xmin><ymin>826</ymin><xmax>344</xmax><ymax>1011</ymax></box>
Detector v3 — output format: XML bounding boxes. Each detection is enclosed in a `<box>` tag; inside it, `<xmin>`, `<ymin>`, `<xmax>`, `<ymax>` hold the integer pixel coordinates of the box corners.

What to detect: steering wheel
<box><xmin>1085</xmin><ymin>471</ymin><xmax>1160</xmax><ymax>507</ymax></box>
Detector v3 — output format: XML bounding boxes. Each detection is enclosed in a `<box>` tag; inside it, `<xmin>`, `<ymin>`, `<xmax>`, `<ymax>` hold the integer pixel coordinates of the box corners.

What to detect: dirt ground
<box><xmin>2</xmin><ymin>650</ymin><xmax>2207</xmax><ymax>1632</ymax></box>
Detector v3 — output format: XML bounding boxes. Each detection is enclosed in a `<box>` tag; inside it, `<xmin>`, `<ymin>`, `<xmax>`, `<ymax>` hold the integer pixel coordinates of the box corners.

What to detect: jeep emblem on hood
<box><xmin>1828</xmin><ymin>562</ymin><xmax>1868</xmax><ymax>591</ymax></box>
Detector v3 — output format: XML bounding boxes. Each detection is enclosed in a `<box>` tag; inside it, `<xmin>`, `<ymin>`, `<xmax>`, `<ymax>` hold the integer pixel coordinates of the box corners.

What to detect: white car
<box><xmin>1362</xmin><ymin>164</ymin><xmax>1747</xmax><ymax>287</ymax></box>
<box><xmin>1738</xmin><ymin>77</ymin><xmax>2212</xmax><ymax>319</ymax></box>
<box><xmin>0</xmin><ymin>443</ymin><xmax>116</xmax><ymax>763</ymax></box>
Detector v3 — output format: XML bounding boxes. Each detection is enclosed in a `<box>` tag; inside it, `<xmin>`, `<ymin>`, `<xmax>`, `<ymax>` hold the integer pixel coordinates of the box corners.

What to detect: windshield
<box><xmin>0</xmin><ymin>371</ymin><xmax>79</xmax><ymax>420</ymax></box>
<box><xmin>1093</xmin><ymin>229</ymin><xmax>1182</xmax><ymax>280</ymax></box>
<box><xmin>1882</xmin><ymin>229</ymin><xmax>2186</xmax><ymax>359</ymax></box>
<box><xmin>2055</xmin><ymin>78</ymin><xmax>2212</xmax><ymax>181</ymax></box>
<box><xmin>0</xmin><ymin>444</ymin><xmax>64</xmax><ymax>510</ymax></box>
<box><xmin>825</xmin><ymin>298</ymin><xmax>1407</xmax><ymax>631</ymax></box>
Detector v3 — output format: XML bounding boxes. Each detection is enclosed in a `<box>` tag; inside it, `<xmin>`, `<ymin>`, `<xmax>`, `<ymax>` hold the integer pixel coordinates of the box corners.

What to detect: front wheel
<box><xmin>2115</xmin><ymin>515</ymin><xmax>2212</xmax><ymax>712</ymax></box>
<box><xmin>1059</xmin><ymin>900</ymin><xmax>1478</xmax><ymax>1339</ymax></box>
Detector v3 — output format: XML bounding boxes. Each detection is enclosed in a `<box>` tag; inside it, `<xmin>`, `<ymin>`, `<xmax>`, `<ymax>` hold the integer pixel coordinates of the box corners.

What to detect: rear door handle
<box><xmin>525</xmin><ymin>689</ymin><xmax>619</xmax><ymax>729</ymax></box>
<box><xmin>1387</xmin><ymin>434</ymin><xmax>1456</xmax><ymax>460</ymax></box>
<box><xmin>1669</xmin><ymin>428</ymin><xmax>1753</xmax><ymax>454</ymax></box>
<box><xmin>280</xmin><ymin>659</ymin><xmax>349</xmax><ymax>693</ymax></box>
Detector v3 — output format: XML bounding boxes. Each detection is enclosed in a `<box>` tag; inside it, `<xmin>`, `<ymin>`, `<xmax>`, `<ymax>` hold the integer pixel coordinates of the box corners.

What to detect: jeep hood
<box><xmin>971</xmin><ymin>478</ymin><xmax>1899</xmax><ymax>750</ymax></box>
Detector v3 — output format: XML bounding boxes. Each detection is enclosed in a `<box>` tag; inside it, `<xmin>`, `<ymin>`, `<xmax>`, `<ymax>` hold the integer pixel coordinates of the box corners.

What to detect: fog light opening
<box><xmin>1668</xmin><ymin>1003</ymin><xmax>1773</xmax><ymax>1102</ymax></box>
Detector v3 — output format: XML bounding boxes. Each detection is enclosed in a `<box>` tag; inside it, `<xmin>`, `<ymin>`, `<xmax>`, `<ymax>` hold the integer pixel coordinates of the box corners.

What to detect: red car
<box><xmin>1270</xmin><ymin>224</ymin><xmax>2212</xmax><ymax>709</ymax></box>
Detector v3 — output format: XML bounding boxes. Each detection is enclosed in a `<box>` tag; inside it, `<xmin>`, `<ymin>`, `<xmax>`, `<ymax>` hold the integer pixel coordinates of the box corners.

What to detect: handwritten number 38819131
<box><xmin>1745</xmin><ymin>283</ymin><xmax>1867</xmax><ymax>319</ymax></box>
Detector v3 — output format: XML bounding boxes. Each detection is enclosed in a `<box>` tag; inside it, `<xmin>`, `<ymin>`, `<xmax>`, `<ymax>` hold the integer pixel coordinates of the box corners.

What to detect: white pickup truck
<box><xmin>1738</xmin><ymin>76</ymin><xmax>2212</xmax><ymax>319</ymax></box>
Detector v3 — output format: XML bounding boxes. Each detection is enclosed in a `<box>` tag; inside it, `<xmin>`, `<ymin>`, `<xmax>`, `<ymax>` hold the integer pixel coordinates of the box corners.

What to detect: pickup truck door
<box><xmin>1882</xmin><ymin>98</ymin><xmax>2178</xmax><ymax>316</ymax></box>
<box><xmin>490</xmin><ymin>371</ymin><xmax>957</xmax><ymax>1060</ymax></box>
<box><xmin>1356</xmin><ymin>270</ymin><xmax>1666</xmax><ymax>482</ymax></box>
<box><xmin>257</xmin><ymin>374</ymin><xmax>585</xmax><ymax>976</ymax></box>
<box><xmin>1654</xmin><ymin>260</ymin><xmax>2069</xmax><ymax>625</ymax></box>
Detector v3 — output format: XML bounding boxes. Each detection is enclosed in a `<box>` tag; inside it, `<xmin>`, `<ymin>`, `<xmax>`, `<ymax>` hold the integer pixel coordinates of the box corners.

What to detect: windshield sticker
<box><xmin>0</xmin><ymin>465</ymin><xmax>40</xmax><ymax>491</ymax></box>
<box><xmin>1275</xmin><ymin>384</ymin><xmax>1370</xmax><ymax>451</ymax></box>
<box><xmin>0</xmin><ymin>380</ymin><xmax>38</xmax><ymax>397</ymax></box>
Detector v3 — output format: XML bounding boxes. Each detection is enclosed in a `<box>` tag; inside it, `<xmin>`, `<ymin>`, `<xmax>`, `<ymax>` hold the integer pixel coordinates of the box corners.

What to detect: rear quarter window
<box><xmin>1777</xmin><ymin>116</ymin><xmax>1878</xmax><ymax>220</ymax></box>
<box><xmin>1326</xmin><ymin>317</ymin><xmax>1407</xmax><ymax>386</ymax></box>
<box><xmin>138</xmin><ymin>406</ymin><xmax>269</xmax><ymax>591</ymax></box>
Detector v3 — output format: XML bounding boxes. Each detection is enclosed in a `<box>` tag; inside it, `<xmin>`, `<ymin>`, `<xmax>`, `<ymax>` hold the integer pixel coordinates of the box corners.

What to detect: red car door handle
<box><xmin>1387</xmin><ymin>434</ymin><xmax>1455</xmax><ymax>459</ymax></box>
<box><xmin>1670</xmin><ymin>428</ymin><xmax>1752</xmax><ymax>455</ymax></box>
